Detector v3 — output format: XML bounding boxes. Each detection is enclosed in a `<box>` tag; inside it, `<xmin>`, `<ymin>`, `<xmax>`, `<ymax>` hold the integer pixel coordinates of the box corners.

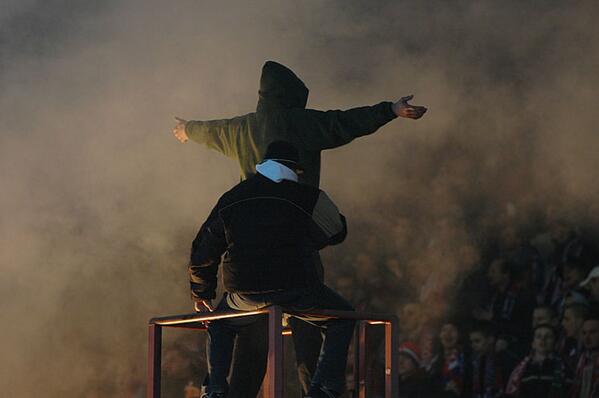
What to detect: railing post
<box><xmin>384</xmin><ymin>318</ymin><xmax>399</xmax><ymax>398</ymax></box>
<box><xmin>357</xmin><ymin>321</ymin><xmax>367</xmax><ymax>398</ymax></box>
<box><xmin>147</xmin><ymin>324</ymin><xmax>162</xmax><ymax>398</ymax></box>
<box><xmin>266</xmin><ymin>306</ymin><xmax>283</xmax><ymax>398</ymax></box>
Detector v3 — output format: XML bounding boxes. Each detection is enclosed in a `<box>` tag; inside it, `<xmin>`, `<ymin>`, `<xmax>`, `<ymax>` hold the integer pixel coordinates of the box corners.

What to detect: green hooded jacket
<box><xmin>185</xmin><ymin>60</ymin><xmax>398</xmax><ymax>187</ymax></box>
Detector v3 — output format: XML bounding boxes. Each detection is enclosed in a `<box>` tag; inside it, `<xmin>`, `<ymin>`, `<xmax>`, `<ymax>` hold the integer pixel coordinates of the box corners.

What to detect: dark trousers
<box><xmin>220</xmin><ymin>313</ymin><xmax>322</xmax><ymax>397</ymax></box>
<box><xmin>204</xmin><ymin>284</ymin><xmax>355</xmax><ymax>395</ymax></box>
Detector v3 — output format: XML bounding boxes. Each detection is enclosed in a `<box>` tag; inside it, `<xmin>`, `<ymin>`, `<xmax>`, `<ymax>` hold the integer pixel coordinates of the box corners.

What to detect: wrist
<box><xmin>391</xmin><ymin>101</ymin><xmax>400</xmax><ymax>116</ymax></box>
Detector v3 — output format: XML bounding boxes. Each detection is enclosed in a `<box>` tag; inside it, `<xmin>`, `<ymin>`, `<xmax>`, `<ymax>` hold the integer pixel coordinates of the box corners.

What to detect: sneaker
<box><xmin>305</xmin><ymin>385</ymin><xmax>340</xmax><ymax>398</ymax></box>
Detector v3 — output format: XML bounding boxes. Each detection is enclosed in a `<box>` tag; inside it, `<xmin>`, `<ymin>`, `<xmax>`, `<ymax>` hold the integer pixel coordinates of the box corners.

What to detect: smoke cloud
<box><xmin>1</xmin><ymin>0</ymin><xmax>598</xmax><ymax>396</ymax></box>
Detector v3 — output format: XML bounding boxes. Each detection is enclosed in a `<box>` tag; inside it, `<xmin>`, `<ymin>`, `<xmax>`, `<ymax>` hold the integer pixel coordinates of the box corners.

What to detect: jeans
<box><xmin>204</xmin><ymin>283</ymin><xmax>355</xmax><ymax>395</ymax></box>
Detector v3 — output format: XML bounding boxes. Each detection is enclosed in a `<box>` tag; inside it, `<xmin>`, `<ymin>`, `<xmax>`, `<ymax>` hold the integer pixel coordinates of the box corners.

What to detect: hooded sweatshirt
<box><xmin>185</xmin><ymin>61</ymin><xmax>397</xmax><ymax>187</ymax></box>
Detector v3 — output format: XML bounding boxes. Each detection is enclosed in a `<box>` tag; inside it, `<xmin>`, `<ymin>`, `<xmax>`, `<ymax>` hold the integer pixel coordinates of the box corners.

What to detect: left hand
<box><xmin>392</xmin><ymin>95</ymin><xmax>427</xmax><ymax>119</ymax></box>
<box><xmin>194</xmin><ymin>299</ymin><xmax>214</xmax><ymax>313</ymax></box>
<box><xmin>172</xmin><ymin>117</ymin><xmax>189</xmax><ymax>143</ymax></box>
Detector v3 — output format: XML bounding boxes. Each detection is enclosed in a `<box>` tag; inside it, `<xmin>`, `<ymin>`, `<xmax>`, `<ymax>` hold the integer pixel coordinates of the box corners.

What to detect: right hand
<box><xmin>172</xmin><ymin>117</ymin><xmax>189</xmax><ymax>143</ymax></box>
<box><xmin>392</xmin><ymin>95</ymin><xmax>427</xmax><ymax>119</ymax></box>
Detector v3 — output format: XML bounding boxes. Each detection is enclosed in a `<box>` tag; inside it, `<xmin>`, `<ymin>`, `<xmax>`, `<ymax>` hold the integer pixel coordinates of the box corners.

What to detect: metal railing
<box><xmin>148</xmin><ymin>307</ymin><xmax>399</xmax><ymax>398</ymax></box>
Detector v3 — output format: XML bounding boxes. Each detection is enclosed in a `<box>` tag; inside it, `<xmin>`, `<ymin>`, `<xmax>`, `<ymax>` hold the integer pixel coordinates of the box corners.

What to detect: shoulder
<box><xmin>288</xmin><ymin>181</ymin><xmax>321</xmax><ymax>202</ymax></box>
<box><xmin>231</xmin><ymin>112</ymin><xmax>255</xmax><ymax>122</ymax></box>
<box><xmin>217</xmin><ymin>176</ymin><xmax>258</xmax><ymax>206</ymax></box>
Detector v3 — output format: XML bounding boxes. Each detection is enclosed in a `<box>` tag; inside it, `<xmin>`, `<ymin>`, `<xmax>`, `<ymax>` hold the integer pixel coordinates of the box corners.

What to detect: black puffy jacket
<box><xmin>189</xmin><ymin>173</ymin><xmax>346</xmax><ymax>299</ymax></box>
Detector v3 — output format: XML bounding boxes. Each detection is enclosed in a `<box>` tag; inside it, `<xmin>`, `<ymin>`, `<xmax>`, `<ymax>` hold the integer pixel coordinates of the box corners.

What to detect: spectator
<box><xmin>505</xmin><ymin>324</ymin><xmax>572</xmax><ymax>397</ymax></box>
<box><xmin>541</xmin><ymin>220</ymin><xmax>579</xmax><ymax>308</ymax></box>
<box><xmin>172</xmin><ymin>59</ymin><xmax>427</xmax><ymax>398</ymax></box>
<box><xmin>189</xmin><ymin>142</ymin><xmax>353</xmax><ymax>398</ymax></box>
<box><xmin>564</xmin><ymin>291</ymin><xmax>591</xmax><ymax>309</ymax></box>
<box><xmin>563</xmin><ymin>260</ymin><xmax>591</xmax><ymax>299</ymax></box>
<box><xmin>532</xmin><ymin>305</ymin><xmax>559</xmax><ymax>329</ymax></box>
<box><xmin>428</xmin><ymin>320</ymin><xmax>471</xmax><ymax>397</ymax></box>
<box><xmin>469</xmin><ymin>321</ymin><xmax>515</xmax><ymax>398</ymax></box>
<box><xmin>400</xmin><ymin>302</ymin><xmax>435</xmax><ymax>367</ymax></box>
<box><xmin>398</xmin><ymin>342</ymin><xmax>432</xmax><ymax>398</ymax></box>
<box><xmin>473</xmin><ymin>258</ymin><xmax>535</xmax><ymax>356</ymax></box>
<box><xmin>502</xmin><ymin>226</ymin><xmax>544</xmax><ymax>304</ymax></box>
<box><xmin>570</xmin><ymin>314</ymin><xmax>599</xmax><ymax>398</ymax></box>
<box><xmin>580</xmin><ymin>266</ymin><xmax>599</xmax><ymax>305</ymax></box>
<box><xmin>185</xmin><ymin>381</ymin><xmax>202</xmax><ymax>398</ymax></box>
<box><xmin>560</xmin><ymin>304</ymin><xmax>590</xmax><ymax>371</ymax></box>
<box><xmin>552</xmin><ymin>241</ymin><xmax>594</xmax><ymax>318</ymax></box>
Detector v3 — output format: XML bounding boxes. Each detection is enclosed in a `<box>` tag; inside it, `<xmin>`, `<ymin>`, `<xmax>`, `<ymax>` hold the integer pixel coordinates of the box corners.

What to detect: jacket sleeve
<box><xmin>188</xmin><ymin>201</ymin><xmax>227</xmax><ymax>300</ymax></box>
<box><xmin>184</xmin><ymin>115</ymin><xmax>248</xmax><ymax>158</ymax></box>
<box><xmin>308</xmin><ymin>191</ymin><xmax>347</xmax><ymax>250</ymax></box>
<box><xmin>288</xmin><ymin>101</ymin><xmax>397</xmax><ymax>151</ymax></box>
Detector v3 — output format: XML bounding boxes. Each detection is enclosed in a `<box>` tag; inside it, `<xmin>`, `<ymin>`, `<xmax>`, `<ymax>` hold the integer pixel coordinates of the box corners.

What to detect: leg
<box><xmin>266</xmin><ymin>306</ymin><xmax>284</xmax><ymax>398</ymax></box>
<box><xmin>227</xmin><ymin>317</ymin><xmax>268</xmax><ymax>398</ymax></box>
<box><xmin>288</xmin><ymin>317</ymin><xmax>322</xmax><ymax>395</ymax></box>
<box><xmin>204</xmin><ymin>319</ymin><xmax>236</xmax><ymax>395</ymax></box>
<box><xmin>292</xmin><ymin>285</ymin><xmax>356</xmax><ymax>395</ymax></box>
<box><xmin>204</xmin><ymin>295</ymin><xmax>262</xmax><ymax>396</ymax></box>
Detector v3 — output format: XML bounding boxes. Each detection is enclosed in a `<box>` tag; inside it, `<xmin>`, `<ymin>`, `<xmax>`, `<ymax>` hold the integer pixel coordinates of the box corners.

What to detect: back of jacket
<box><xmin>185</xmin><ymin>61</ymin><xmax>397</xmax><ymax>187</ymax></box>
<box><xmin>189</xmin><ymin>173</ymin><xmax>346</xmax><ymax>299</ymax></box>
<box><xmin>220</xmin><ymin>174</ymin><xmax>321</xmax><ymax>293</ymax></box>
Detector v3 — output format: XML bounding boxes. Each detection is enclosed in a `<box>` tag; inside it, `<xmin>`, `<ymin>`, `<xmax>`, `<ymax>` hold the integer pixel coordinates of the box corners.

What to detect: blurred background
<box><xmin>1</xmin><ymin>1</ymin><xmax>598</xmax><ymax>396</ymax></box>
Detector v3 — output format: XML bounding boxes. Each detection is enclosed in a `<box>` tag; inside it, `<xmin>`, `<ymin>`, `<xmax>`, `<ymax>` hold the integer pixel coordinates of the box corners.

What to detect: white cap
<box><xmin>580</xmin><ymin>265</ymin><xmax>599</xmax><ymax>287</ymax></box>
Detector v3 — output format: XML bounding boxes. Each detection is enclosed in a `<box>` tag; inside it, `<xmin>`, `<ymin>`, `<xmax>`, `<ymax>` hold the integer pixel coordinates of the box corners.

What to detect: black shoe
<box><xmin>305</xmin><ymin>385</ymin><xmax>340</xmax><ymax>398</ymax></box>
<box><xmin>201</xmin><ymin>392</ymin><xmax>226</xmax><ymax>398</ymax></box>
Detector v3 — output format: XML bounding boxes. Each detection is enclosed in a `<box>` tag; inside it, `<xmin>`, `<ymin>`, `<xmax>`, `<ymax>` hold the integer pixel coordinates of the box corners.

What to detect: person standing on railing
<box><xmin>172</xmin><ymin>60</ymin><xmax>427</xmax><ymax>397</ymax></box>
<box><xmin>189</xmin><ymin>141</ymin><xmax>355</xmax><ymax>398</ymax></box>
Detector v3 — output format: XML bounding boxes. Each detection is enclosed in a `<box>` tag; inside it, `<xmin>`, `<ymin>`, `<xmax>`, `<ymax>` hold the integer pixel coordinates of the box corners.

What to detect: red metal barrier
<box><xmin>148</xmin><ymin>307</ymin><xmax>398</xmax><ymax>398</ymax></box>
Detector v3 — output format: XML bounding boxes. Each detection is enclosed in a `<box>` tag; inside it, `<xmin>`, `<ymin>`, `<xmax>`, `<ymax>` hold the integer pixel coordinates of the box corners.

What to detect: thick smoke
<box><xmin>1</xmin><ymin>0</ymin><xmax>598</xmax><ymax>396</ymax></box>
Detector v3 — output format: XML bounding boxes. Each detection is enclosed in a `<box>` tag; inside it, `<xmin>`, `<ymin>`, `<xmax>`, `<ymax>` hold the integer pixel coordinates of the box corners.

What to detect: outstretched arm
<box><xmin>290</xmin><ymin>95</ymin><xmax>427</xmax><ymax>151</ymax></box>
<box><xmin>171</xmin><ymin>115</ymin><xmax>246</xmax><ymax>158</ymax></box>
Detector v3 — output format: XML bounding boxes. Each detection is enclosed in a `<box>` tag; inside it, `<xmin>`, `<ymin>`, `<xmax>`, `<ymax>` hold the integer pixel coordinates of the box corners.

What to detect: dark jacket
<box><xmin>399</xmin><ymin>369</ymin><xmax>433</xmax><ymax>398</ymax></box>
<box><xmin>185</xmin><ymin>60</ymin><xmax>397</xmax><ymax>187</ymax></box>
<box><xmin>505</xmin><ymin>356</ymin><xmax>572</xmax><ymax>398</ymax></box>
<box><xmin>483</xmin><ymin>283</ymin><xmax>535</xmax><ymax>356</ymax></box>
<box><xmin>189</xmin><ymin>173</ymin><xmax>346</xmax><ymax>299</ymax></box>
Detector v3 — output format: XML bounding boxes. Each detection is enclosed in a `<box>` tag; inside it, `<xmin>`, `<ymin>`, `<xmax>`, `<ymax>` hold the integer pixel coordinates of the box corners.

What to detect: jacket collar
<box><xmin>256</xmin><ymin>160</ymin><xmax>298</xmax><ymax>183</ymax></box>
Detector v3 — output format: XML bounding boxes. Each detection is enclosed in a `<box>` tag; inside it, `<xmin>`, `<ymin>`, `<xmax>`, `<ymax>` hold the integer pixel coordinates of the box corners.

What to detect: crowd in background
<box><xmin>341</xmin><ymin>217</ymin><xmax>599</xmax><ymax>398</ymax></box>
<box><xmin>154</xmin><ymin>215</ymin><xmax>599</xmax><ymax>398</ymax></box>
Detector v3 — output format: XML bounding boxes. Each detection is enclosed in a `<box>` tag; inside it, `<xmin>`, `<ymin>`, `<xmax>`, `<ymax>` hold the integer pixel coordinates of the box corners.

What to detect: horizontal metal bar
<box><xmin>284</xmin><ymin>309</ymin><xmax>397</xmax><ymax>323</ymax></box>
<box><xmin>150</xmin><ymin>308</ymin><xmax>397</xmax><ymax>327</ymax></box>
<box><xmin>150</xmin><ymin>310</ymin><xmax>268</xmax><ymax>325</ymax></box>
<box><xmin>162</xmin><ymin>324</ymin><xmax>208</xmax><ymax>331</ymax></box>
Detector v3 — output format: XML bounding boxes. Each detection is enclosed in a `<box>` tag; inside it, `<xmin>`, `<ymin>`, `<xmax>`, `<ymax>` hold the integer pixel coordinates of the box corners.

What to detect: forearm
<box><xmin>297</xmin><ymin>101</ymin><xmax>397</xmax><ymax>150</ymax></box>
<box><xmin>189</xmin><ymin>263</ymin><xmax>218</xmax><ymax>300</ymax></box>
<box><xmin>184</xmin><ymin>117</ymin><xmax>238</xmax><ymax>155</ymax></box>
<box><xmin>188</xmin><ymin>205</ymin><xmax>227</xmax><ymax>299</ymax></box>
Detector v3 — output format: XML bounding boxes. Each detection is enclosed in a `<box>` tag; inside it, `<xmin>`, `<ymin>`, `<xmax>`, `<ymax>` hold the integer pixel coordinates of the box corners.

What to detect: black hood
<box><xmin>257</xmin><ymin>61</ymin><xmax>309</xmax><ymax>110</ymax></box>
